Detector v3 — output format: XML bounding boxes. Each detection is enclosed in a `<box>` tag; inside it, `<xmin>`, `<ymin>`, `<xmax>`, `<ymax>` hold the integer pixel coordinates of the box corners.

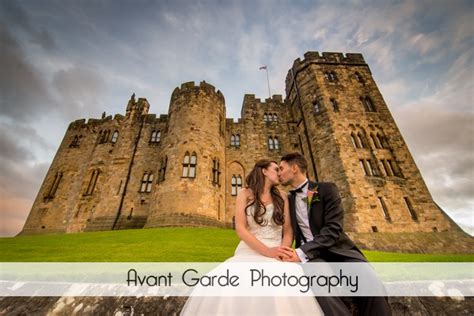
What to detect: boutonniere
<box><xmin>302</xmin><ymin>186</ymin><xmax>320</xmax><ymax>208</ymax></box>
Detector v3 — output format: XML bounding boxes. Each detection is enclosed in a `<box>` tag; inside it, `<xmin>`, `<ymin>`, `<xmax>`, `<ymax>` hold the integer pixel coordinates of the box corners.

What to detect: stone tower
<box><xmin>145</xmin><ymin>81</ymin><xmax>227</xmax><ymax>227</ymax></box>
<box><xmin>285</xmin><ymin>52</ymin><xmax>458</xmax><ymax>233</ymax></box>
<box><xmin>20</xmin><ymin>51</ymin><xmax>464</xmax><ymax>244</ymax></box>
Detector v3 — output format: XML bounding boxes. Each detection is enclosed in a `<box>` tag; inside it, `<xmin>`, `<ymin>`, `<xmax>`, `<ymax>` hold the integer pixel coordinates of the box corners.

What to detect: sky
<box><xmin>0</xmin><ymin>0</ymin><xmax>472</xmax><ymax>237</ymax></box>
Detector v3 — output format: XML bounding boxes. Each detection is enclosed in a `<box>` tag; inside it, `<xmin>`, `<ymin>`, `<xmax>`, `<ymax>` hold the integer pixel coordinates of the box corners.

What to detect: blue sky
<box><xmin>0</xmin><ymin>0</ymin><xmax>473</xmax><ymax>236</ymax></box>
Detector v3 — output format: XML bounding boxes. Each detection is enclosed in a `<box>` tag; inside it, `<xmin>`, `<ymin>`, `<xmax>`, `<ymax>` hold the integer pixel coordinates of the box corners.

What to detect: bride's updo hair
<box><xmin>245</xmin><ymin>159</ymin><xmax>285</xmax><ymax>226</ymax></box>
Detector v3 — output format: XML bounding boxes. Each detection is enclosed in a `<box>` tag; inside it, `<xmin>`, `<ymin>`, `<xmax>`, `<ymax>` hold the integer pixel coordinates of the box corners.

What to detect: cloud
<box><xmin>51</xmin><ymin>66</ymin><xmax>108</xmax><ymax>119</ymax></box>
<box><xmin>0</xmin><ymin>24</ymin><xmax>54</xmax><ymax>120</ymax></box>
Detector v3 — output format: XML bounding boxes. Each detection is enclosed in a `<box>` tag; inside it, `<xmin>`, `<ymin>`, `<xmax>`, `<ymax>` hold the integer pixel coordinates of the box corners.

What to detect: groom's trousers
<box><xmin>308</xmin><ymin>254</ymin><xmax>392</xmax><ymax>316</ymax></box>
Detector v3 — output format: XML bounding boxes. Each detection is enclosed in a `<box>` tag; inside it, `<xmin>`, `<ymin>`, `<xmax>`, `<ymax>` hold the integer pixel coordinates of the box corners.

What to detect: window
<box><xmin>371</xmin><ymin>133</ymin><xmax>381</xmax><ymax>149</ymax></box>
<box><xmin>268</xmin><ymin>136</ymin><xmax>279</xmax><ymax>150</ymax></box>
<box><xmin>357</xmin><ymin>132</ymin><xmax>366</xmax><ymax>148</ymax></box>
<box><xmin>378</xmin><ymin>197</ymin><xmax>391</xmax><ymax>221</ymax></box>
<box><xmin>140</xmin><ymin>173</ymin><xmax>153</xmax><ymax>193</ymax></box>
<box><xmin>330</xmin><ymin>98</ymin><xmax>339</xmax><ymax>112</ymax></box>
<box><xmin>111</xmin><ymin>131</ymin><xmax>119</xmax><ymax>144</ymax></box>
<box><xmin>360</xmin><ymin>159</ymin><xmax>377</xmax><ymax>176</ymax></box>
<box><xmin>381</xmin><ymin>159</ymin><xmax>394</xmax><ymax>176</ymax></box>
<box><xmin>350</xmin><ymin>133</ymin><xmax>359</xmax><ymax>148</ymax></box>
<box><xmin>231</xmin><ymin>134</ymin><xmax>240</xmax><ymax>147</ymax></box>
<box><xmin>360</xmin><ymin>159</ymin><xmax>369</xmax><ymax>176</ymax></box>
<box><xmin>376</xmin><ymin>134</ymin><xmax>385</xmax><ymax>148</ymax></box>
<box><xmin>313</xmin><ymin>100</ymin><xmax>321</xmax><ymax>113</ymax></box>
<box><xmin>84</xmin><ymin>169</ymin><xmax>100</xmax><ymax>195</ymax></box>
<box><xmin>360</xmin><ymin>96</ymin><xmax>376</xmax><ymax>112</ymax></box>
<box><xmin>355</xmin><ymin>72</ymin><xmax>365</xmax><ymax>85</ymax></box>
<box><xmin>69</xmin><ymin>135</ymin><xmax>80</xmax><ymax>148</ymax></box>
<box><xmin>231</xmin><ymin>175</ymin><xmax>242</xmax><ymax>196</ymax></box>
<box><xmin>273</xmin><ymin>113</ymin><xmax>278</xmax><ymax>122</ymax></box>
<box><xmin>182</xmin><ymin>152</ymin><xmax>197</xmax><ymax>178</ymax></box>
<box><xmin>404</xmin><ymin>197</ymin><xmax>418</xmax><ymax>220</ymax></box>
<box><xmin>324</xmin><ymin>71</ymin><xmax>338</xmax><ymax>82</ymax></box>
<box><xmin>212</xmin><ymin>158</ymin><xmax>221</xmax><ymax>185</ymax></box>
<box><xmin>98</xmin><ymin>130</ymin><xmax>110</xmax><ymax>144</ymax></box>
<box><xmin>268</xmin><ymin>137</ymin><xmax>274</xmax><ymax>150</ymax></box>
<box><xmin>263</xmin><ymin>113</ymin><xmax>268</xmax><ymax>122</ymax></box>
<box><xmin>388</xmin><ymin>160</ymin><xmax>398</xmax><ymax>176</ymax></box>
<box><xmin>158</xmin><ymin>156</ymin><xmax>167</xmax><ymax>183</ymax></box>
<box><xmin>150</xmin><ymin>130</ymin><xmax>161</xmax><ymax>143</ymax></box>
<box><xmin>45</xmin><ymin>172</ymin><xmax>62</xmax><ymax>199</ymax></box>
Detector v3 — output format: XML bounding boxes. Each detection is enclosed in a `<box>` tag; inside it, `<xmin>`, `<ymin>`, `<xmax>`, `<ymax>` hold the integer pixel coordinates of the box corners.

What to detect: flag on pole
<box><xmin>259</xmin><ymin>65</ymin><xmax>267</xmax><ymax>70</ymax></box>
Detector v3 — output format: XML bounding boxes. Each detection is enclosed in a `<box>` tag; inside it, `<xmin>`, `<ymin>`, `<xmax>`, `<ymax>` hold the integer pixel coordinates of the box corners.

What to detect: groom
<box><xmin>278</xmin><ymin>152</ymin><xmax>391</xmax><ymax>316</ymax></box>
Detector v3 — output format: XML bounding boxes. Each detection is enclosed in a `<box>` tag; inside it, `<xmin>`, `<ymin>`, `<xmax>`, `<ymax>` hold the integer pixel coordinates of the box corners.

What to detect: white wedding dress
<box><xmin>180</xmin><ymin>203</ymin><xmax>324</xmax><ymax>315</ymax></box>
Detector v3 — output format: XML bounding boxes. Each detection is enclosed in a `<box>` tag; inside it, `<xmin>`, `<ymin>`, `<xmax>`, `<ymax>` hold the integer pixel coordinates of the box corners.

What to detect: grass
<box><xmin>1</xmin><ymin>227</ymin><xmax>473</xmax><ymax>262</ymax></box>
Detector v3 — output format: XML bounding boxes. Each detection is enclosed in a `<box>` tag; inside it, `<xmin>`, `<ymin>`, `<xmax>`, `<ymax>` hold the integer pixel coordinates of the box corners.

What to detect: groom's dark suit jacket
<box><xmin>289</xmin><ymin>181</ymin><xmax>366</xmax><ymax>262</ymax></box>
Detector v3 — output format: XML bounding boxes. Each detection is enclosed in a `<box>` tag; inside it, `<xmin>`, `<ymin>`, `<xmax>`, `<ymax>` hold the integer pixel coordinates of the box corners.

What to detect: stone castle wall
<box><xmin>20</xmin><ymin>51</ymin><xmax>463</xmax><ymax>235</ymax></box>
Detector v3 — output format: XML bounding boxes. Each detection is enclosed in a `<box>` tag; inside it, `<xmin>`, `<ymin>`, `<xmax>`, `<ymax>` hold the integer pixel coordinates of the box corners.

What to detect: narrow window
<box><xmin>404</xmin><ymin>197</ymin><xmax>418</xmax><ymax>220</ymax></box>
<box><xmin>85</xmin><ymin>169</ymin><xmax>100</xmax><ymax>195</ymax></box>
<box><xmin>360</xmin><ymin>159</ymin><xmax>369</xmax><ymax>176</ymax></box>
<box><xmin>231</xmin><ymin>176</ymin><xmax>237</xmax><ymax>196</ymax></box>
<box><xmin>268</xmin><ymin>137</ymin><xmax>274</xmax><ymax>150</ymax></box>
<box><xmin>45</xmin><ymin>172</ymin><xmax>63</xmax><ymax>199</ymax></box>
<box><xmin>212</xmin><ymin>158</ymin><xmax>221</xmax><ymax>185</ymax></box>
<box><xmin>351</xmin><ymin>133</ymin><xmax>358</xmax><ymax>148</ymax></box>
<box><xmin>158</xmin><ymin>156</ymin><xmax>168</xmax><ymax>183</ymax></box>
<box><xmin>140</xmin><ymin>173</ymin><xmax>153</xmax><ymax>193</ymax></box>
<box><xmin>111</xmin><ymin>131</ymin><xmax>119</xmax><ymax>144</ymax></box>
<box><xmin>273</xmin><ymin>113</ymin><xmax>278</xmax><ymax>121</ymax></box>
<box><xmin>313</xmin><ymin>100</ymin><xmax>320</xmax><ymax>113</ymax></box>
<box><xmin>274</xmin><ymin>137</ymin><xmax>279</xmax><ymax>150</ymax></box>
<box><xmin>330</xmin><ymin>98</ymin><xmax>339</xmax><ymax>112</ymax></box>
<box><xmin>230</xmin><ymin>134</ymin><xmax>236</xmax><ymax>146</ymax></box>
<box><xmin>235</xmin><ymin>134</ymin><xmax>240</xmax><ymax>146</ymax></box>
<box><xmin>355</xmin><ymin>72</ymin><xmax>365</xmax><ymax>85</ymax></box>
<box><xmin>378</xmin><ymin>197</ymin><xmax>391</xmax><ymax>221</ymax></box>
<box><xmin>357</xmin><ymin>133</ymin><xmax>365</xmax><ymax>148</ymax></box>
<box><xmin>182</xmin><ymin>152</ymin><xmax>190</xmax><ymax>177</ymax></box>
<box><xmin>263</xmin><ymin>113</ymin><xmax>268</xmax><ymax>122</ymax></box>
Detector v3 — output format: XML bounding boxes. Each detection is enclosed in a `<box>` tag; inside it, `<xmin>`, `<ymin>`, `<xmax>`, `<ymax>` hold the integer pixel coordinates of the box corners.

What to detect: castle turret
<box><xmin>145</xmin><ymin>81</ymin><xmax>227</xmax><ymax>227</ymax></box>
<box><xmin>285</xmin><ymin>51</ymin><xmax>460</xmax><ymax>233</ymax></box>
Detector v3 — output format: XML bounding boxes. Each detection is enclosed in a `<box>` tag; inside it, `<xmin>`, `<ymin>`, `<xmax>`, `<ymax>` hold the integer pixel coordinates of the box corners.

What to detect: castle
<box><xmin>20</xmin><ymin>51</ymin><xmax>461</xmax><ymax>236</ymax></box>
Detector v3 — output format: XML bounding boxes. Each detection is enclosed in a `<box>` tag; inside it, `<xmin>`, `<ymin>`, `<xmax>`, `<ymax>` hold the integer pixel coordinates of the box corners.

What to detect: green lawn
<box><xmin>1</xmin><ymin>227</ymin><xmax>473</xmax><ymax>262</ymax></box>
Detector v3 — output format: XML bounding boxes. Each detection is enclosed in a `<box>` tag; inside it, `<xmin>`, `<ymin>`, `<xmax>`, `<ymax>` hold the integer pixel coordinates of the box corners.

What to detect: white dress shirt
<box><xmin>293</xmin><ymin>179</ymin><xmax>314</xmax><ymax>263</ymax></box>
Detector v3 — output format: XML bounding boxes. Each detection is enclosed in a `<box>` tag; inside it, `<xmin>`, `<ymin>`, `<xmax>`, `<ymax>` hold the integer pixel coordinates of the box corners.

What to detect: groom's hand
<box><xmin>276</xmin><ymin>246</ymin><xmax>300</xmax><ymax>262</ymax></box>
<box><xmin>279</xmin><ymin>246</ymin><xmax>301</xmax><ymax>262</ymax></box>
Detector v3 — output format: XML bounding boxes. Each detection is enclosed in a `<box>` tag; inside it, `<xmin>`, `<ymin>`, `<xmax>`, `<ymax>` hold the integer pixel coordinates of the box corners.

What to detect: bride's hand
<box><xmin>265</xmin><ymin>247</ymin><xmax>290</xmax><ymax>260</ymax></box>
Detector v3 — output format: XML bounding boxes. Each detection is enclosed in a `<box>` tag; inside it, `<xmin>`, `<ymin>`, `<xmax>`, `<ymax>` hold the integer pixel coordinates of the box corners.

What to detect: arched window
<box><xmin>404</xmin><ymin>197</ymin><xmax>418</xmax><ymax>221</ymax></box>
<box><xmin>231</xmin><ymin>175</ymin><xmax>243</xmax><ymax>196</ymax></box>
<box><xmin>140</xmin><ymin>172</ymin><xmax>153</xmax><ymax>193</ymax></box>
<box><xmin>182</xmin><ymin>152</ymin><xmax>197</xmax><ymax>178</ymax></box>
<box><xmin>263</xmin><ymin>113</ymin><xmax>268</xmax><ymax>122</ymax></box>
<box><xmin>370</xmin><ymin>133</ymin><xmax>381</xmax><ymax>149</ymax></box>
<box><xmin>111</xmin><ymin>131</ymin><xmax>119</xmax><ymax>144</ymax></box>
<box><xmin>357</xmin><ymin>132</ymin><xmax>366</xmax><ymax>148</ymax></box>
<box><xmin>376</xmin><ymin>133</ymin><xmax>385</xmax><ymax>148</ymax></box>
<box><xmin>235</xmin><ymin>134</ymin><xmax>240</xmax><ymax>146</ymax></box>
<box><xmin>274</xmin><ymin>137</ymin><xmax>279</xmax><ymax>149</ymax></box>
<box><xmin>268</xmin><ymin>137</ymin><xmax>274</xmax><ymax>150</ymax></box>
<box><xmin>350</xmin><ymin>133</ymin><xmax>359</xmax><ymax>148</ymax></box>
<box><xmin>330</xmin><ymin>98</ymin><xmax>339</xmax><ymax>112</ymax></box>
<box><xmin>330</xmin><ymin>71</ymin><xmax>338</xmax><ymax>81</ymax></box>
<box><xmin>273</xmin><ymin>113</ymin><xmax>278</xmax><ymax>121</ymax></box>
<box><xmin>150</xmin><ymin>130</ymin><xmax>161</xmax><ymax>143</ymax></box>
<box><xmin>361</xmin><ymin>96</ymin><xmax>376</xmax><ymax>112</ymax></box>
<box><xmin>230</xmin><ymin>134</ymin><xmax>236</xmax><ymax>146</ymax></box>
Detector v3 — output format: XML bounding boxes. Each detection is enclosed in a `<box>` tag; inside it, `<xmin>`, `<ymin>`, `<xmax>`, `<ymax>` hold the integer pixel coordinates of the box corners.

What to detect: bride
<box><xmin>180</xmin><ymin>159</ymin><xmax>323</xmax><ymax>315</ymax></box>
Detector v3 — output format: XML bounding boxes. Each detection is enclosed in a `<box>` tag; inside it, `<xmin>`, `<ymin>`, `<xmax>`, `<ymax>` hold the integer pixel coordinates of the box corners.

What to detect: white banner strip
<box><xmin>1</xmin><ymin>262</ymin><xmax>473</xmax><ymax>297</ymax></box>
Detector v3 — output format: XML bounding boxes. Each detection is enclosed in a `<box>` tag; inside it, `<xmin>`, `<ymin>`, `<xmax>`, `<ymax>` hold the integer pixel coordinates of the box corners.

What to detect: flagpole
<box><xmin>260</xmin><ymin>65</ymin><xmax>271</xmax><ymax>99</ymax></box>
<box><xmin>265</xmin><ymin>67</ymin><xmax>271</xmax><ymax>99</ymax></box>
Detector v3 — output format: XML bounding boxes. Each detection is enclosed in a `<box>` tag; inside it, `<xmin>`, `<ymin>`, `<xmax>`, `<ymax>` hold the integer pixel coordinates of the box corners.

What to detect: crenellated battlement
<box><xmin>171</xmin><ymin>80</ymin><xmax>225</xmax><ymax>102</ymax></box>
<box><xmin>291</xmin><ymin>51</ymin><xmax>366</xmax><ymax>69</ymax></box>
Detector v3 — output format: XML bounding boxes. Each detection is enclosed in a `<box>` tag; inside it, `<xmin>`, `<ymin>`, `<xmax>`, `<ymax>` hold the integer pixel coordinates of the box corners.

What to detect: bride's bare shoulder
<box><xmin>238</xmin><ymin>187</ymin><xmax>254</xmax><ymax>202</ymax></box>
